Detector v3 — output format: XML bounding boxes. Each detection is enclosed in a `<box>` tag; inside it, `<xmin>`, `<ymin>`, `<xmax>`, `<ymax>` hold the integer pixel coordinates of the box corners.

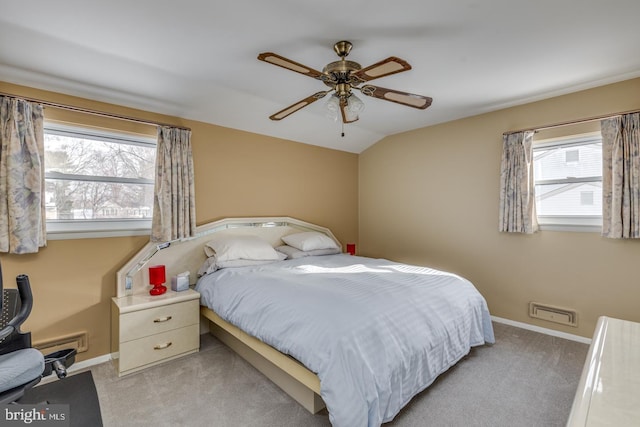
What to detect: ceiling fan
<box><xmin>258</xmin><ymin>41</ymin><xmax>433</xmax><ymax>124</ymax></box>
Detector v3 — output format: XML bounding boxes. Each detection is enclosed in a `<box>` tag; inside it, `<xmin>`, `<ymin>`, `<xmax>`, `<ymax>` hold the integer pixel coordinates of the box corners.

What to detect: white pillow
<box><xmin>217</xmin><ymin>252</ymin><xmax>286</xmax><ymax>267</ymax></box>
<box><xmin>197</xmin><ymin>252</ymin><xmax>286</xmax><ymax>276</ymax></box>
<box><xmin>197</xmin><ymin>257</ymin><xmax>218</xmax><ymax>276</ymax></box>
<box><xmin>281</xmin><ymin>231</ymin><xmax>338</xmax><ymax>251</ymax></box>
<box><xmin>204</xmin><ymin>234</ymin><xmax>281</xmax><ymax>261</ymax></box>
<box><xmin>275</xmin><ymin>245</ymin><xmax>341</xmax><ymax>259</ymax></box>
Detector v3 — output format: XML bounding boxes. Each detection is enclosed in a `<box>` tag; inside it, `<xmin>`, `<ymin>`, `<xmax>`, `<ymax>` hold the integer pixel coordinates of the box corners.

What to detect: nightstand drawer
<box><xmin>120</xmin><ymin>299</ymin><xmax>199</xmax><ymax>342</ymax></box>
<box><xmin>118</xmin><ymin>324</ymin><xmax>200</xmax><ymax>373</ymax></box>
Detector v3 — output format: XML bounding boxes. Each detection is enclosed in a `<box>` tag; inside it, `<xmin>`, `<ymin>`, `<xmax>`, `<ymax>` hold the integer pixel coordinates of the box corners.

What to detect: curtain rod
<box><xmin>0</xmin><ymin>91</ymin><xmax>191</xmax><ymax>131</ymax></box>
<box><xmin>503</xmin><ymin>107</ymin><xmax>640</xmax><ymax>136</ymax></box>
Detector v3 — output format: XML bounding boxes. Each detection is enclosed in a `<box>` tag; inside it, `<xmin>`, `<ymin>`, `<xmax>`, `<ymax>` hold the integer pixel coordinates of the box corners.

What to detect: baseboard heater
<box><xmin>34</xmin><ymin>331</ymin><xmax>88</xmax><ymax>354</ymax></box>
<box><xmin>529</xmin><ymin>302</ymin><xmax>578</xmax><ymax>327</ymax></box>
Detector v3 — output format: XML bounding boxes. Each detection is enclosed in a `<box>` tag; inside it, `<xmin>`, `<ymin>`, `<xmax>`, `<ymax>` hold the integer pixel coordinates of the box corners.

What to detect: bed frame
<box><xmin>200</xmin><ymin>307</ymin><xmax>325</xmax><ymax>413</ymax></box>
<box><xmin>116</xmin><ymin>217</ymin><xmax>341</xmax><ymax>413</ymax></box>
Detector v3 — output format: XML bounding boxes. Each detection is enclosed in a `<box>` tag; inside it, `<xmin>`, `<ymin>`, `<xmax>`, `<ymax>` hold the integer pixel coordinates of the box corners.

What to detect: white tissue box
<box><xmin>171</xmin><ymin>272</ymin><xmax>190</xmax><ymax>292</ymax></box>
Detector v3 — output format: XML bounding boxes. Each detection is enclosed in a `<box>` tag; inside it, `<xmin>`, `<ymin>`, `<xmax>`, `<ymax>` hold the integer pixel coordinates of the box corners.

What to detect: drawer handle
<box><xmin>154</xmin><ymin>342</ymin><xmax>172</xmax><ymax>350</ymax></box>
<box><xmin>153</xmin><ymin>316</ymin><xmax>172</xmax><ymax>323</ymax></box>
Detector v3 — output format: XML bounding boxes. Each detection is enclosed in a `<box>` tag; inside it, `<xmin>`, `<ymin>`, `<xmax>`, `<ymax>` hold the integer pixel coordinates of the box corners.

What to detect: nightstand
<box><xmin>111</xmin><ymin>288</ymin><xmax>200</xmax><ymax>377</ymax></box>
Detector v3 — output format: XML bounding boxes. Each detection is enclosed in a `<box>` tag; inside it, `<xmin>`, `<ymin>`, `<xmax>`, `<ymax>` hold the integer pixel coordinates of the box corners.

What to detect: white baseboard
<box><xmin>491</xmin><ymin>315</ymin><xmax>592</xmax><ymax>345</ymax></box>
<box><xmin>70</xmin><ymin>353</ymin><xmax>114</xmax><ymax>372</ymax></box>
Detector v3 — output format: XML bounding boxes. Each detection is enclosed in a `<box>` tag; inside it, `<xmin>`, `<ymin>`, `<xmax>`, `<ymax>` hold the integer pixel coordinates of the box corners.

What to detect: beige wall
<box><xmin>4</xmin><ymin>75</ymin><xmax>638</xmax><ymax>360</ymax></box>
<box><xmin>359</xmin><ymin>77</ymin><xmax>640</xmax><ymax>339</ymax></box>
<box><xmin>0</xmin><ymin>81</ymin><xmax>359</xmax><ymax>361</ymax></box>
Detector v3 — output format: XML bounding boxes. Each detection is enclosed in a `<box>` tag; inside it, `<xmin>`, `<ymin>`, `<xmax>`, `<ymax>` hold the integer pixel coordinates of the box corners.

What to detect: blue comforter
<box><xmin>196</xmin><ymin>254</ymin><xmax>494</xmax><ymax>427</ymax></box>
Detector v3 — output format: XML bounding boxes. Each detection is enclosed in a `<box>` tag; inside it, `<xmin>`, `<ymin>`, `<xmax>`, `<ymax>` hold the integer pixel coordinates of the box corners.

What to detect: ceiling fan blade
<box><xmin>358</xmin><ymin>85</ymin><xmax>433</xmax><ymax>109</ymax></box>
<box><xmin>351</xmin><ymin>57</ymin><xmax>411</xmax><ymax>83</ymax></box>
<box><xmin>269</xmin><ymin>91</ymin><xmax>330</xmax><ymax>121</ymax></box>
<box><xmin>258</xmin><ymin>52</ymin><xmax>324</xmax><ymax>79</ymax></box>
<box><xmin>339</xmin><ymin>97</ymin><xmax>359</xmax><ymax>124</ymax></box>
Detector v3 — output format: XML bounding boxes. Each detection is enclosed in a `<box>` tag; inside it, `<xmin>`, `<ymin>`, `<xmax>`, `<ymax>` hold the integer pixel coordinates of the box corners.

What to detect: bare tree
<box><xmin>45</xmin><ymin>133</ymin><xmax>155</xmax><ymax>220</ymax></box>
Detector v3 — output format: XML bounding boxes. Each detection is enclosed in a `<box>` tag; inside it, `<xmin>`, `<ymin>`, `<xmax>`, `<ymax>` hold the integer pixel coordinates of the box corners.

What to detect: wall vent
<box><xmin>34</xmin><ymin>331</ymin><xmax>88</xmax><ymax>355</ymax></box>
<box><xmin>529</xmin><ymin>302</ymin><xmax>577</xmax><ymax>327</ymax></box>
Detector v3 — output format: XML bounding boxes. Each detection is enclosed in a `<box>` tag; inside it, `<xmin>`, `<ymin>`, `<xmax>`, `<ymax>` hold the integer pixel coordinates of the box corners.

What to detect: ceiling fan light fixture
<box><xmin>325</xmin><ymin>94</ymin><xmax>340</xmax><ymax>122</ymax></box>
<box><xmin>347</xmin><ymin>93</ymin><xmax>364</xmax><ymax>116</ymax></box>
<box><xmin>325</xmin><ymin>92</ymin><xmax>364</xmax><ymax>123</ymax></box>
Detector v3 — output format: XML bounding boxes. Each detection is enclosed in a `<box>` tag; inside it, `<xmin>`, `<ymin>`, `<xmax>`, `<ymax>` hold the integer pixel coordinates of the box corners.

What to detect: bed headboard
<box><xmin>115</xmin><ymin>217</ymin><xmax>341</xmax><ymax>298</ymax></box>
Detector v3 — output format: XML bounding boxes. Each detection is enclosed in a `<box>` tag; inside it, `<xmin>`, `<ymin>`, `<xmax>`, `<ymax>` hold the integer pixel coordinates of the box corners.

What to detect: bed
<box><xmin>116</xmin><ymin>217</ymin><xmax>494</xmax><ymax>427</ymax></box>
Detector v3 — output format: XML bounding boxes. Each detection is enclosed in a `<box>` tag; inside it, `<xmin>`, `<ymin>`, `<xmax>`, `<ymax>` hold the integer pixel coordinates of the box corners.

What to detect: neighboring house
<box><xmin>534</xmin><ymin>139</ymin><xmax>602</xmax><ymax>217</ymax></box>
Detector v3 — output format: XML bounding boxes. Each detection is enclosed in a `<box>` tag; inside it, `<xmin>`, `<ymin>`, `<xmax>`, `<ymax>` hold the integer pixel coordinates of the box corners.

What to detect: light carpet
<box><xmin>91</xmin><ymin>322</ymin><xmax>588</xmax><ymax>427</ymax></box>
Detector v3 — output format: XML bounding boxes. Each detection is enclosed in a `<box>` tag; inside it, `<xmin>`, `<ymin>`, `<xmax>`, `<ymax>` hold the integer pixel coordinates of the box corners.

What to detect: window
<box><xmin>44</xmin><ymin>123</ymin><xmax>156</xmax><ymax>239</ymax></box>
<box><xmin>533</xmin><ymin>133</ymin><xmax>602</xmax><ymax>231</ymax></box>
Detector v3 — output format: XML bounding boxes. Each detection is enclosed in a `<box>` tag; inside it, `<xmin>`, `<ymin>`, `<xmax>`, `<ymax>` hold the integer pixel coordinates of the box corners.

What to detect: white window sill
<box><xmin>537</xmin><ymin>215</ymin><xmax>602</xmax><ymax>233</ymax></box>
<box><xmin>46</xmin><ymin>219</ymin><xmax>151</xmax><ymax>240</ymax></box>
<box><xmin>538</xmin><ymin>224</ymin><xmax>601</xmax><ymax>233</ymax></box>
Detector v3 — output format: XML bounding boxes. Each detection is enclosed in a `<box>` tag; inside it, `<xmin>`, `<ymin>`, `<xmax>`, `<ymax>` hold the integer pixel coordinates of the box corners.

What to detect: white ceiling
<box><xmin>1</xmin><ymin>1</ymin><xmax>639</xmax><ymax>154</ymax></box>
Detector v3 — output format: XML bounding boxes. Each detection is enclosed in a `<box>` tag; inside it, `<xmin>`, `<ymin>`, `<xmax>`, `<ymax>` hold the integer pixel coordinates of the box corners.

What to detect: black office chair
<box><xmin>0</xmin><ymin>259</ymin><xmax>77</xmax><ymax>404</ymax></box>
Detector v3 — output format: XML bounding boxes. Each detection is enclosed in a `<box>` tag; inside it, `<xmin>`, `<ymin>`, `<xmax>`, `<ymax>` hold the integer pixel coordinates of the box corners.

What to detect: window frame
<box><xmin>533</xmin><ymin>133</ymin><xmax>603</xmax><ymax>233</ymax></box>
<box><xmin>44</xmin><ymin>122</ymin><xmax>157</xmax><ymax>240</ymax></box>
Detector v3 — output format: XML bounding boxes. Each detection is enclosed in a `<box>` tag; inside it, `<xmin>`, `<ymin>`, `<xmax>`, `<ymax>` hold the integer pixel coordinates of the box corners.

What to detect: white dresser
<box><xmin>111</xmin><ymin>289</ymin><xmax>200</xmax><ymax>376</ymax></box>
<box><xmin>566</xmin><ymin>316</ymin><xmax>640</xmax><ymax>426</ymax></box>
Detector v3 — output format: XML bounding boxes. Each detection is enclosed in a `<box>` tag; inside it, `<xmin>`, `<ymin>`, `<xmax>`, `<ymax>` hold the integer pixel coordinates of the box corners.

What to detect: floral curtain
<box><xmin>0</xmin><ymin>97</ymin><xmax>46</xmax><ymax>254</ymax></box>
<box><xmin>151</xmin><ymin>126</ymin><xmax>196</xmax><ymax>242</ymax></box>
<box><xmin>498</xmin><ymin>130</ymin><xmax>538</xmax><ymax>234</ymax></box>
<box><xmin>601</xmin><ymin>113</ymin><xmax>640</xmax><ymax>238</ymax></box>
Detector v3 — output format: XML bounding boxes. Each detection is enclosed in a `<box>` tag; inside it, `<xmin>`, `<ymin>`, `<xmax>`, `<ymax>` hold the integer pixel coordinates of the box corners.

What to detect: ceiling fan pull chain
<box><xmin>341</xmin><ymin>122</ymin><xmax>345</xmax><ymax>137</ymax></box>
